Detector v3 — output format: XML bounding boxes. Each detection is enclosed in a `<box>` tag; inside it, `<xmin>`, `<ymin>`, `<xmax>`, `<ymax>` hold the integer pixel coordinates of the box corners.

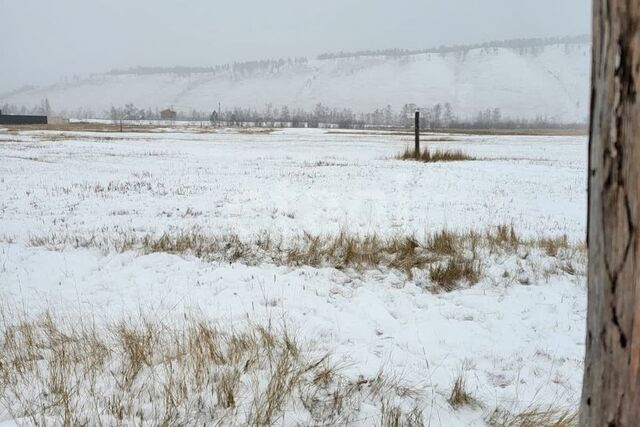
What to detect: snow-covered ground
<box><xmin>0</xmin><ymin>128</ymin><xmax>587</xmax><ymax>425</ymax></box>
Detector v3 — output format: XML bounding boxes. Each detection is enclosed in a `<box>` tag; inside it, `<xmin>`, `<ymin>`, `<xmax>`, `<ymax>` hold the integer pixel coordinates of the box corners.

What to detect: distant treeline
<box><xmin>317</xmin><ymin>35</ymin><xmax>590</xmax><ymax>60</ymax></box>
<box><xmin>101</xmin><ymin>102</ymin><xmax>586</xmax><ymax>130</ymax></box>
<box><xmin>106</xmin><ymin>58</ymin><xmax>309</xmax><ymax>77</ymax></box>
<box><xmin>1</xmin><ymin>99</ymin><xmax>53</xmax><ymax>117</ymax></box>
<box><xmin>98</xmin><ymin>35</ymin><xmax>589</xmax><ymax>78</ymax></box>
<box><xmin>1</xmin><ymin>100</ymin><xmax>587</xmax><ymax>130</ymax></box>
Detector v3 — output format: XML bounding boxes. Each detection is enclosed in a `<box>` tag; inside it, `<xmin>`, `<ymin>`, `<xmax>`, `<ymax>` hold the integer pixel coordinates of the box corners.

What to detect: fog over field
<box><xmin>2</xmin><ymin>38</ymin><xmax>591</xmax><ymax>123</ymax></box>
<box><xmin>1</xmin><ymin>1</ymin><xmax>591</xmax><ymax>125</ymax></box>
<box><xmin>0</xmin><ymin>0</ymin><xmax>590</xmax><ymax>93</ymax></box>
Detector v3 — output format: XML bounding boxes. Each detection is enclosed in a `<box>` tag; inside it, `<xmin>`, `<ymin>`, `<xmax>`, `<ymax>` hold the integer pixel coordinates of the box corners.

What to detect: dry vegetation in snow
<box><xmin>0</xmin><ymin>308</ymin><xmax>579</xmax><ymax>427</ymax></box>
<box><xmin>0</xmin><ymin>129</ymin><xmax>587</xmax><ymax>426</ymax></box>
<box><xmin>0</xmin><ymin>309</ymin><xmax>427</xmax><ymax>426</ymax></box>
<box><xmin>486</xmin><ymin>406</ymin><xmax>577</xmax><ymax>427</ymax></box>
<box><xmin>396</xmin><ymin>146</ymin><xmax>476</xmax><ymax>162</ymax></box>
<box><xmin>26</xmin><ymin>224</ymin><xmax>584</xmax><ymax>292</ymax></box>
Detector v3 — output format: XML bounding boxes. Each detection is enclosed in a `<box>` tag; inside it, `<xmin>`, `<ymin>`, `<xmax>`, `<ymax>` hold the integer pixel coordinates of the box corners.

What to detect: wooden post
<box><xmin>414</xmin><ymin>111</ymin><xmax>420</xmax><ymax>157</ymax></box>
<box><xmin>580</xmin><ymin>0</ymin><xmax>640</xmax><ymax>425</ymax></box>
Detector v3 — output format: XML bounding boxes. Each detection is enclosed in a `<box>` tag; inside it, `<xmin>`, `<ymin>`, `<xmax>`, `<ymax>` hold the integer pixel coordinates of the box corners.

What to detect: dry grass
<box><xmin>4</xmin><ymin>123</ymin><xmax>234</xmax><ymax>140</ymax></box>
<box><xmin>5</xmin><ymin>122</ymin><xmax>161</xmax><ymax>133</ymax></box>
<box><xmin>487</xmin><ymin>224</ymin><xmax>521</xmax><ymax>250</ymax></box>
<box><xmin>427</xmin><ymin>128</ymin><xmax>588</xmax><ymax>136</ymax></box>
<box><xmin>427</xmin><ymin>230</ymin><xmax>459</xmax><ymax>256</ymax></box>
<box><xmin>311</xmin><ymin>160</ymin><xmax>350</xmax><ymax>167</ymax></box>
<box><xmin>380</xmin><ymin>401</ymin><xmax>425</xmax><ymax>427</ymax></box>
<box><xmin>27</xmin><ymin>225</ymin><xmax>585</xmax><ymax>292</ymax></box>
<box><xmin>538</xmin><ymin>235</ymin><xmax>570</xmax><ymax>257</ymax></box>
<box><xmin>487</xmin><ymin>406</ymin><xmax>578</xmax><ymax>427</ymax></box>
<box><xmin>429</xmin><ymin>258</ymin><xmax>481</xmax><ymax>292</ymax></box>
<box><xmin>237</xmin><ymin>128</ymin><xmax>274</xmax><ymax>135</ymax></box>
<box><xmin>447</xmin><ymin>373</ymin><xmax>476</xmax><ymax>409</ymax></box>
<box><xmin>327</xmin><ymin>128</ymin><xmax>587</xmax><ymax>136</ymax></box>
<box><xmin>424</xmin><ymin>230</ymin><xmax>481</xmax><ymax>290</ymax></box>
<box><xmin>484</xmin><ymin>224</ymin><xmax>580</xmax><ymax>257</ymax></box>
<box><xmin>0</xmin><ymin>309</ymin><xmax>424</xmax><ymax>426</ymax></box>
<box><xmin>396</xmin><ymin>146</ymin><xmax>475</xmax><ymax>162</ymax></box>
<box><xmin>28</xmin><ymin>229</ymin><xmax>483</xmax><ymax>290</ymax></box>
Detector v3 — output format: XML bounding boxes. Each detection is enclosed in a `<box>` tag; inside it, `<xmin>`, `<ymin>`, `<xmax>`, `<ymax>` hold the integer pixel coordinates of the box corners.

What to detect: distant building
<box><xmin>0</xmin><ymin>110</ymin><xmax>48</xmax><ymax>125</ymax></box>
<box><xmin>160</xmin><ymin>109</ymin><xmax>177</xmax><ymax>120</ymax></box>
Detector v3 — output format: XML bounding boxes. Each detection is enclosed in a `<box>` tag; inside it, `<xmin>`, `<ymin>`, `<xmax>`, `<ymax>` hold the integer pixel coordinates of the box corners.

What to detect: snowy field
<box><xmin>0</xmin><ymin>127</ymin><xmax>587</xmax><ymax>426</ymax></box>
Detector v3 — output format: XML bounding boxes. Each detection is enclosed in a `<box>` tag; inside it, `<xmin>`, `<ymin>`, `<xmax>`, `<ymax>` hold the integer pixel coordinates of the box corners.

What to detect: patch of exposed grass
<box><xmin>485</xmin><ymin>225</ymin><xmax>580</xmax><ymax>258</ymax></box>
<box><xmin>0</xmin><ymin>309</ymin><xmax>424</xmax><ymax>426</ymax></box>
<box><xmin>538</xmin><ymin>235</ymin><xmax>569</xmax><ymax>257</ymax></box>
<box><xmin>428</xmin><ymin>128</ymin><xmax>587</xmax><ymax>136</ymax></box>
<box><xmin>427</xmin><ymin>230</ymin><xmax>459</xmax><ymax>256</ymax></box>
<box><xmin>487</xmin><ymin>224</ymin><xmax>521</xmax><ymax>250</ymax></box>
<box><xmin>27</xmin><ymin>225</ymin><xmax>585</xmax><ymax>291</ymax></box>
<box><xmin>487</xmin><ymin>406</ymin><xmax>578</xmax><ymax>427</ymax></box>
<box><xmin>429</xmin><ymin>258</ymin><xmax>482</xmax><ymax>291</ymax></box>
<box><xmin>237</xmin><ymin>128</ymin><xmax>274</xmax><ymax>135</ymax></box>
<box><xmin>447</xmin><ymin>373</ymin><xmax>476</xmax><ymax>409</ymax></box>
<box><xmin>327</xmin><ymin>128</ymin><xmax>587</xmax><ymax>137</ymax></box>
<box><xmin>311</xmin><ymin>160</ymin><xmax>350</xmax><ymax>167</ymax></box>
<box><xmin>380</xmin><ymin>400</ymin><xmax>425</xmax><ymax>427</ymax></box>
<box><xmin>397</xmin><ymin>146</ymin><xmax>475</xmax><ymax>162</ymax></box>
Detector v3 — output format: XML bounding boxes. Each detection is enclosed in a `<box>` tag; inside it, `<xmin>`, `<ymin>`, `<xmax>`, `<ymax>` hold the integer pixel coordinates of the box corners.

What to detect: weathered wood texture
<box><xmin>581</xmin><ymin>0</ymin><xmax>640</xmax><ymax>426</ymax></box>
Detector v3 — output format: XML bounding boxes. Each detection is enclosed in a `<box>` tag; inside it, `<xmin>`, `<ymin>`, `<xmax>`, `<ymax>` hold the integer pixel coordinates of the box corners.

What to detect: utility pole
<box><xmin>414</xmin><ymin>111</ymin><xmax>420</xmax><ymax>157</ymax></box>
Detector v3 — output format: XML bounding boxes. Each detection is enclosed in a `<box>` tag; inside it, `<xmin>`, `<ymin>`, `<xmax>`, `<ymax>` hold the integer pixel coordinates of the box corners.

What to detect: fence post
<box><xmin>414</xmin><ymin>111</ymin><xmax>420</xmax><ymax>157</ymax></box>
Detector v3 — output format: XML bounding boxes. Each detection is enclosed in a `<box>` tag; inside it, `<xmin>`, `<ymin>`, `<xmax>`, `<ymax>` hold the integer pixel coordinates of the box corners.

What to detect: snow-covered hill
<box><xmin>1</xmin><ymin>42</ymin><xmax>590</xmax><ymax>122</ymax></box>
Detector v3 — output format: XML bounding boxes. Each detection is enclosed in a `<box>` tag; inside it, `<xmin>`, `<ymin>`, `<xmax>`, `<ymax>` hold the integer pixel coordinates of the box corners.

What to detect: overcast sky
<box><xmin>0</xmin><ymin>0</ymin><xmax>590</xmax><ymax>93</ymax></box>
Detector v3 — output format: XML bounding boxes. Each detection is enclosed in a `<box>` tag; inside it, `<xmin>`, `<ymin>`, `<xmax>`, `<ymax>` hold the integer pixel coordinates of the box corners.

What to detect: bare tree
<box><xmin>580</xmin><ymin>1</ymin><xmax>640</xmax><ymax>425</ymax></box>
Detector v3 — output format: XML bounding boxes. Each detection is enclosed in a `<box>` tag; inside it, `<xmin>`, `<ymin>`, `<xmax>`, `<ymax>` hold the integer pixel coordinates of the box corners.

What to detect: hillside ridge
<box><xmin>0</xmin><ymin>36</ymin><xmax>591</xmax><ymax>122</ymax></box>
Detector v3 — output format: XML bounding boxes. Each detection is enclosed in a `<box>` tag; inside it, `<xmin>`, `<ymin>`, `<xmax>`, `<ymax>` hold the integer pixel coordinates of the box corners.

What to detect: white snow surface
<box><xmin>1</xmin><ymin>43</ymin><xmax>590</xmax><ymax>122</ymax></box>
<box><xmin>0</xmin><ymin>128</ymin><xmax>587</xmax><ymax>426</ymax></box>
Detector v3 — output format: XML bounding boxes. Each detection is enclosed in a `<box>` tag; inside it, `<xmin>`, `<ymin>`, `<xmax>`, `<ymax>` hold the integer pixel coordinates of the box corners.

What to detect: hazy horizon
<box><xmin>0</xmin><ymin>0</ymin><xmax>590</xmax><ymax>92</ymax></box>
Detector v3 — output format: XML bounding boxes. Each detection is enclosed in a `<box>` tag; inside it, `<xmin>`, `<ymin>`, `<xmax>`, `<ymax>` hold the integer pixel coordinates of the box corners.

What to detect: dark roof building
<box><xmin>0</xmin><ymin>110</ymin><xmax>48</xmax><ymax>125</ymax></box>
<box><xmin>160</xmin><ymin>109</ymin><xmax>177</xmax><ymax>120</ymax></box>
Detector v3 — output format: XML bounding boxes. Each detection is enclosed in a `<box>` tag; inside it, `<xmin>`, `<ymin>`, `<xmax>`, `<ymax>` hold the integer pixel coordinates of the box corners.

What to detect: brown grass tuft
<box><xmin>538</xmin><ymin>235</ymin><xmax>569</xmax><ymax>257</ymax></box>
<box><xmin>487</xmin><ymin>406</ymin><xmax>578</xmax><ymax>427</ymax></box>
<box><xmin>447</xmin><ymin>373</ymin><xmax>476</xmax><ymax>408</ymax></box>
<box><xmin>397</xmin><ymin>146</ymin><xmax>475</xmax><ymax>163</ymax></box>
<box><xmin>487</xmin><ymin>224</ymin><xmax>520</xmax><ymax>250</ymax></box>
<box><xmin>429</xmin><ymin>258</ymin><xmax>481</xmax><ymax>291</ymax></box>
<box><xmin>427</xmin><ymin>230</ymin><xmax>459</xmax><ymax>256</ymax></box>
<box><xmin>380</xmin><ymin>400</ymin><xmax>425</xmax><ymax>427</ymax></box>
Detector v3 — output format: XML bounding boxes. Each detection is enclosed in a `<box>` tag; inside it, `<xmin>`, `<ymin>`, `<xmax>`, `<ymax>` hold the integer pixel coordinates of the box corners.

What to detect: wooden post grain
<box><xmin>580</xmin><ymin>0</ymin><xmax>640</xmax><ymax>425</ymax></box>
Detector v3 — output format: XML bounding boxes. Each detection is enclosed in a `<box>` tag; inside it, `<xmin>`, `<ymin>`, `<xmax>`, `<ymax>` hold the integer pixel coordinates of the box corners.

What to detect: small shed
<box><xmin>0</xmin><ymin>110</ymin><xmax>48</xmax><ymax>125</ymax></box>
<box><xmin>160</xmin><ymin>109</ymin><xmax>177</xmax><ymax>120</ymax></box>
